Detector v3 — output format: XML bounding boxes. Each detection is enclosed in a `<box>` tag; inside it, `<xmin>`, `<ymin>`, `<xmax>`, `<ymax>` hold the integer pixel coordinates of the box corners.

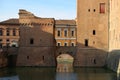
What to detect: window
<box><xmin>93</xmin><ymin>9</ymin><xmax>96</xmax><ymax>12</ymax></box>
<box><xmin>59</xmin><ymin>52</ymin><xmax>62</xmax><ymax>55</ymax></box>
<box><xmin>42</xmin><ymin>56</ymin><xmax>44</xmax><ymax>61</ymax></box>
<box><xmin>93</xmin><ymin>30</ymin><xmax>96</xmax><ymax>35</ymax></box>
<box><xmin>57</xmin><ymin>42</ymin><xmax>61</xmax><ymax>46</ymax></box>
<box><xmin>85</xmin><ymin>39</ymin><xmax>88</xmax><ymax>46</ymax></box>
<box><xmin>0</xmin><ymin>28</ymin><xmax>3</xmax><ymax>36</ymax></box>
<box><xmin>0</xmin><ymin>43</ymin><xmax>2</xmax><ymax>48</ymax></box>
<box><xmin>93</xmin><ymin>59</ymin><xmax>96</xmax><ymax>64</ymax></box>
<box><xmin>71</xmin><ymin>43</ymin><xmax>75</xmax><ymax>46</ymax></box>
<box><xmin>6</xmin><ymin>29</ymin><xmax>10</xmax><ymax>36</ymax></box>
<box><xmin>57</xmin><ymin>30</ymin><xmax>61</xmax><ymax>37</ymax></box>
<box><xmin>0</xmin><ymin>39</ymin><xmax>2</xmax><ymax>42</ymax></box>
<box><xmin>30</xmin><ymin>38</ymin><xmax>34</xmax><ymax>44</ymax></box>
<box><xmin>27</xmin><ymin>56</ymin><xmax>29</xmax><ymax>59</ymax></box>
<box><xmin>100</xmin><ymin>3</ymin><xmax>105</xmax><ymax>13</ymax></box>
<box><xmin>18</xmin><ymin>30</ymin><xmax>20</xmax><ymax>35</ymax></box>
<box><xmin>64</xmin><ymin>42</ymin><xmax>68</xmax><ymax>46</ymax></box>
<box><xmin>88</xmin><ymin>9</ymin><xmax>90</xmax><ymax>12</ymax></box>
<box><xmin>13</xmin><ymin>29</ymin><xmax>16</xmax><ymax>36</ymax></box>
<box><xmin>71</xmin><ymin>30</ymin><xmax>75</xmax><ymax>37</ymax></box>
<box><xmin>64</xmin><ymin>30</ymin><xmax>68</xmax><ymax>37</ymax></box>
<box><xmin>6</xmin><ymin>39</ymin><xmax>9</xmax><ymax>42</ymax></box>
<box><xmin>12</xmin><ymin>44</ymin><xmax>16</xmax><ymax>47</ymax></box>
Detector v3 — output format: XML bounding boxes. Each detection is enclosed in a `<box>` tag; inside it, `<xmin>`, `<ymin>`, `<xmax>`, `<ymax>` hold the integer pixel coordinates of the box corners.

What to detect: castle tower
<box><xmin>17</xmin><ymin>10</ymin><xmax>55</xmax><ymax>66</ymax></box>
<box><xmin>76</xmin><ymin>0</ymin><xmax>120</xmax><ymax>67</ymax></box>
<box><xmin>109</xmin><ymin>0</ymin><xmax>120</xmax><ymax>51</ymax></box>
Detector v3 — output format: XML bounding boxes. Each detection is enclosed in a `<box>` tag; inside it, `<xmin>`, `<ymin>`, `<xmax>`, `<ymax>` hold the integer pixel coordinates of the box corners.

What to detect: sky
<box><xmin>0</xmin><ymin>0</ymin><xmax>76</xmax><ymax>21</ymax></box>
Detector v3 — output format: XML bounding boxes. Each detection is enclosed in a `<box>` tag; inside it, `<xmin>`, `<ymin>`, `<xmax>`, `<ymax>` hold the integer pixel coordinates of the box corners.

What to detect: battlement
<box><xmin>19</xmin><ymin>9</ymin><xmax>35</xmax><ymax>19</ymax></box>
<box><xmin>19</xmin><ymin>9</ymin><xmax>54</xmax><ymax>26</ymax></box>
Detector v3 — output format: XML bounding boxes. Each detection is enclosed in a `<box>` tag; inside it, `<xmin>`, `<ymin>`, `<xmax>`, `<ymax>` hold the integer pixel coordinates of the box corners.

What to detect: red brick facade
<box><xmin>16</xmin><ymin>10</ymin><xmax>56</xmax><ymax>66</ymax></box>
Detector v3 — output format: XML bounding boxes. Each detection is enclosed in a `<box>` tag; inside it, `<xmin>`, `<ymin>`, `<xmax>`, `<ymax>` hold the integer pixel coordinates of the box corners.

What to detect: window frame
<box><xmin>57</xmin><ymin>30</ymin><xmax>61</xmax><ymax>37</ymax></box>
<box><xmin>13</xmin><ymin>29</ymin><xmax>16</xmax><ymax>36</ymax></box>
<box><xmin>6</xmin><ymin>28</ymin><xmax>10</xmax><ymax>36</ymax></box>
<box><xmin>100</xmin><ymin>3</ymin><xmax>105</xmax><ymax>14</ymax></box>
<box><xmin>64</xmin><ymin>42</ymin><xmax>68</xmax><ymax>46</ymax></box>
<box><xmin>71</xmin><ymin>42</ymin><xmax>75</xmax><ymax>46</ymax></box>
<box><xmin>64</xmin><ymin>29</ymin><xmax>68</xmax><ymax>37</ymax></box>
<box><xmin>57</xmin><ymin>42</ymin><xmax>61</xmax><ymax>46</ymax></box>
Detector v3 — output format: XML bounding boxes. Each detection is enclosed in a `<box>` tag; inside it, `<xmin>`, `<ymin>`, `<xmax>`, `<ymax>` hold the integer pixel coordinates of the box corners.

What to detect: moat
<box><xmin>0</xmin><ymin>67</ymin><xmax>118</xmax><ymax>80</ymax></box>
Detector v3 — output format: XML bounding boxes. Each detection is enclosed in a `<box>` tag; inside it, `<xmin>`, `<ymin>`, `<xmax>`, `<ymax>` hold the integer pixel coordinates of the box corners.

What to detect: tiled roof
<box><xmin>0</xmin><ymin>19</ymin><xmax>19</xmax><ymax>25</ymax></box>
<box><xmin>55</xmin><ymin>20</ymin><xmax>76</xmax><ymax>25</ymax></box>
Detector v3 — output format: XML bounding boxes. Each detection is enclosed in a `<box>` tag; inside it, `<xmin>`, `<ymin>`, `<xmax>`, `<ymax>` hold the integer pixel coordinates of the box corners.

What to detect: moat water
<box><xmin>0</xmin><ymin>67</ymin><xmax>119</xmax><ymax>80</ymax></box>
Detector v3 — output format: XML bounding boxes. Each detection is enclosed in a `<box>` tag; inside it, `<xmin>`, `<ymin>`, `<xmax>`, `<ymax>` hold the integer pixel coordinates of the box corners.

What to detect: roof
<box><xmin>0</xmin><ymin>19</ymin><xmax>19</xmax><ymax>25</ymax></box>
<box><xmin>55</xmin><ymin>20</ymin><xmax>76</xmax><ymax>25</ymax></box>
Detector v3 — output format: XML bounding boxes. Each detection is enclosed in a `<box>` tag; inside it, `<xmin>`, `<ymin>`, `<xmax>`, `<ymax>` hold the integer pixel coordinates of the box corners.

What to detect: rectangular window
<box><xmin>93</xmin><ymin>59</ymin><xmax>96</xmax><ymax>64</ymax></box>
<box><xmin>71</xmin><ymin>43</ymin><xmax>75</xmax><ymax>46</ymax></box>
<box><xmin>6</xmin><ymin>39</ymin><xmax>10</xmax><ymax>42</ymax></box>
<box><xmin>64</xmin><ymin>30</ymin><xmax>68</xmax><ymax>37</ymax></box>
<box><xmin>27</xmin><ymin>56</ymin><xmax>29</xmax><ymax>59</ymax></box>
<box><xmin>93</xmin><ymin>30</ymin><xmax>96</xmax><ymax>35</ymax></box>
<box><xmin>71</xmin><ymin>30</ymin><xmax>74</xmax><ymax>37</ymax></box>
<box><xmin>85</xmin><ymin>39</ymin><xmax>88</xmax><ymax>46</ymax></box>
<box><xmin>57</xmin><ymin>42</ymin><xmax>61</xmax><ymax>46</ymax></box>
<box><xmin>6</xmin><ymin>29</ymin><xmax>10</xmax><ymax>36</ymax></box>
<box><xmin>0</xmin><ymin>43</ymin><xmax>2</xmax><ymax>48</ymax></box>
<box><xmin>30</xmin><ymin>38</ymin><xmax>34</xmax><ymax>44</ymax></box>
<box><xmin>42</xmin><ymin>56</ymin><xmax>44</xmax><ymax>61</ymax></box>
<box><xmin>100</xmin><ymin>3</ymin><xmax>105</xmax><ymax>13</ymax></box>
<box><xmin>0</xmin><ymin>39</ymin><xmax>2</xmax><ymax>42</ymax></box>
<box><xmin>13</xmin><ymin>29</ymin><xmax>16</xmax><ymax>36</ymax></box>
<box><xmin>0</xmin><ymin>28</ymin><xmax>3</xmax><ymax>36</ymax></box>
<box><xmin>64</xmin><ymin>42</ymin><xmax>68</xmax><ymax>46</ymax></box>
<box><xmin>57</xmin><ymin>30</ymin><xmax>61</xmax><ymax>37</ymax></box>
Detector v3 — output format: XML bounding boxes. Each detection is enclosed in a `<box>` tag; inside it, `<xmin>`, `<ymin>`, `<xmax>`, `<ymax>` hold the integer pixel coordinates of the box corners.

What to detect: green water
<box><xmin>0</xmin><ymin>67</ymin><xmax>117</xmax><ymax>80</ymax></box>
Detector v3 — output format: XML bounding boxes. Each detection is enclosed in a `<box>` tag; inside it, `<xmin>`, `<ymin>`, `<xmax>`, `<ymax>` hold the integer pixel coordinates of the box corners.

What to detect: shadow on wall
<box><xmin>56</xmin><ymin>43</ymin><xmax>108</xmax><ymax>67</ymax></box>
<box><xmin>107</xmin><ymin>50</ymin><xmax>120</xmax><ymax>73</ymax></box>
<box><xmin>0</xmin><ymin>47</ymin><xmax>18</xmax><ymax>67</ymax></box>
<box><xmin>16</xmin><ymin>25</ymin><xmax>112</xmax><ymax>67</ymax></box>
<box><xmin>16</xmin><ymin>24</ymin><xmax>56</xmax><ymax>66</ymax></box>
<box><xmin>0</xmin><ymin>23</ymin><xmax>119</xmax><ymax>70</ymax></box>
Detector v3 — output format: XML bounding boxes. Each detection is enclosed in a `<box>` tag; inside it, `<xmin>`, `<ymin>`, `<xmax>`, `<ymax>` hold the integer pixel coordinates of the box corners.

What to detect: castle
<box><xmin>0</xmin><ymin>0</ymin><xmax>120</xmax><ymax>72</ymax></box>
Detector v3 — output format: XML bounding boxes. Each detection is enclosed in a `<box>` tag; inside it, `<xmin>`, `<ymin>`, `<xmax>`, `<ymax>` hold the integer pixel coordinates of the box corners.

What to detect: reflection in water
<box><xmin>0</xmin><ymin>67</ymin><xmax>118</xmax><ymax>80</ymax></box>
<box><xmin>117</xmin><ymin>73</ymin><xmax>120</xmax><ymax>80</ymax></box>
<box><xmin>56</xmin><ymin>72</ymin><xmax>77</xmax><ymax>80</ymax></box>
<box><xmin>0</xmin><ymin>75</ymin><xmax>19</xmax><ymax>80</ymax></box>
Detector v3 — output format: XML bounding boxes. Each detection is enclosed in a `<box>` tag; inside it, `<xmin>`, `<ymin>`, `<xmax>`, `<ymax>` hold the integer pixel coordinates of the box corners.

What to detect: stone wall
<box><xmin>107</xmin><ymin>0</ymin><xmax>120</xmax><ymax>72</ymax></box>
<box><xmin>109</xmin><ymin>0</ymin><xmax>120</xmax><ymax>50</ymax></box>
<box><xmin>17</xmin><ymin>47</ymin><xmax>55</xmax><ymax>66</ymax></box>
<box><xmin>0</xmin><ymin>56</ymin><xmax>7</xmax><ymax>68</ymax></box>
<box><xmin>107</xmin><ymin>50</ymin><xmax>120</xmax><ymax>72</ymax></box>
<box><xmin>16</xmin><ymin>10</ymin><xmax>56</xmax><ymax>66</ymax></box>
<box><xmin>77</xmin><ymin>0</ymin><xmax>109</xmax><ymax>67</ymax></box>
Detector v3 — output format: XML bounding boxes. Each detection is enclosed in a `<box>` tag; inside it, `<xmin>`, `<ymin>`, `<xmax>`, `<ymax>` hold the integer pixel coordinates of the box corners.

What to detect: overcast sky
<box><xmin>0</xmin><ymin>0</ymin><xmax>76</xmax><ymax>21</ymax></box>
